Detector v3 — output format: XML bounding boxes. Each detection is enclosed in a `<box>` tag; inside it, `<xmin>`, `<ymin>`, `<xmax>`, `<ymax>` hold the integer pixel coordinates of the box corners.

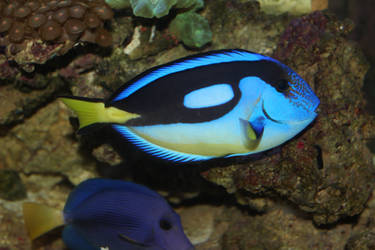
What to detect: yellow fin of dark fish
<box><xmin>60</xmin><ymin>97</ymin><xmax>140</xmax><ymax>129</ymax></box>
<box><xmin>22</xmin><ymin>202</ymin><xmax>64</xmax><ymax>240</ymax></box>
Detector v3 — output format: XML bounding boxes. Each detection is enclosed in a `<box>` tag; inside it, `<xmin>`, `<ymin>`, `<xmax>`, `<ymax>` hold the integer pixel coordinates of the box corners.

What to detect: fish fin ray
<box><xmin>112</xmin><ymin>125</ymin><xmax>212</xmax><ymax>163</ymax></box>
<box><xmin>22</xmin><ymin>202</ymin><xmax>64</xmax><ymax>240</ymax></box>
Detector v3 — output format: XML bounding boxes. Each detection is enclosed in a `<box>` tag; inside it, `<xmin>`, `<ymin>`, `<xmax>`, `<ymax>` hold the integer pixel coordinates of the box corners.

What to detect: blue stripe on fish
<box><xmin>183</xmin><ymin>83</ymin><xmax>234</xmax><ymax>109</ymax></box>
<box><xmin>112</xmin><ymin>50</ymin><xmax>275</xmax><ymax>102</ymax></box>
<box><xmin>112</xmin><ymin>124</ymin><xmax>213</xmax><ymax>162</ymax></box>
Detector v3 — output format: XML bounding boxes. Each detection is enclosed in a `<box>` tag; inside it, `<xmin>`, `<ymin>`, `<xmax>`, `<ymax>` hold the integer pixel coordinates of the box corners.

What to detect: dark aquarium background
<box><xmin>1</xmin><ymin>0</ymin><xmax>375</xmax><ymax>249</ymax></box>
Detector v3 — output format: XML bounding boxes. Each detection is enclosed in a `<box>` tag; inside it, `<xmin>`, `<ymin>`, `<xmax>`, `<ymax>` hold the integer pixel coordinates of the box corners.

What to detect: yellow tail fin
<box><xmin>59</xmin><ymin>97</ymin><xmax>140</xmax><ymax>129</ymax></box>
<box><xmin>22</xmin><ymin>202</ymin><xmax>64</xmax><ymax>240</ymax></box>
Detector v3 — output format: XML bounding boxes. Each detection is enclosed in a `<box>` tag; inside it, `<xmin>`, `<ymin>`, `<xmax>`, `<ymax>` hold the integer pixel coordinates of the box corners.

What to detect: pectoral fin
<box><xmin>240</xmin><ymin>117</ymin><xmax>264</xmax><ymax>150</ymax></box>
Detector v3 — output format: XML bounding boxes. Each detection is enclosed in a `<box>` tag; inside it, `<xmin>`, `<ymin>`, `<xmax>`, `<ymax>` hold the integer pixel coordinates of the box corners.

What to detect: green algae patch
<box><xmin>169</xmin><ymin>11</ymin><xmax>212</xmax><ymax>48</ymax></box>
<box><xmin>130</xmin><ymin>0</ymin><xmax>178</xmax><ymax>18</ymax></box>
<box><xmin>106</xmin><ymin>0</ymin><xmax>204</xmax><ymax>17</ymax></box>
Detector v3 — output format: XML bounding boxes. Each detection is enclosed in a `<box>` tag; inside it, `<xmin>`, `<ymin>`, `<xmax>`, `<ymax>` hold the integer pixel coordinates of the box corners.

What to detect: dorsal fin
<box><xmin>110</xmin><ymin>49</ymin><xmax>275</xmax><ymax>102</ymax></box>
<box><xmin>64</xmin><ymin>179</ymin><xmax>161</xmax><ymax>212</ymax></box>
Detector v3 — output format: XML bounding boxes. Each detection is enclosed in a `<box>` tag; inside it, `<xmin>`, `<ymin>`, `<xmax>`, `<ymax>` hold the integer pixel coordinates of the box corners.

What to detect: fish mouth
<box><xmin>312</xmin><ymin>95</ymin><xmax>320</xmax><ymax>112</ymax></box>
<box><xmin>313</xmin><ymin>104</ymin><xmax>320</xmax><ymax>115</ymax></box>
<box><xmin>307</xmin><ymin>99</ymin><xmax>320</xmax><ymax>118</ymax></box>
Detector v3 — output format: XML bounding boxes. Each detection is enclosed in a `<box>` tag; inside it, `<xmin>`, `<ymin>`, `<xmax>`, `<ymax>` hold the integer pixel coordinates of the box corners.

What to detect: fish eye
<box><xmin>159</xmin><ymin>219</ymin><xmax>172</xmax><ymax>231</ymax></box>
<box><xmin>276</xmin><ymin>79</ymin><xmax>289</xmax><ymax>92</ymax></box>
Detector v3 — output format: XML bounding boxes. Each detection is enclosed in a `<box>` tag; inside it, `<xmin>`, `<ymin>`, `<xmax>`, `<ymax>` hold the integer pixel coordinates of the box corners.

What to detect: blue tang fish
<box><xmin>60</xmin><ymin>49</ymin><xmax>320</xmax><ymax>163</ymax></box>
<box><xmin>23</xmin><ymin>178</ymin><xmax>194</xmax><ymax>250</ymax></box>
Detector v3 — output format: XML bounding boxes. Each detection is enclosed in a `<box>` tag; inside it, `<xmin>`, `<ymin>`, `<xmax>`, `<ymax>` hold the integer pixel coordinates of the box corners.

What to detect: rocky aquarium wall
<box><xmin>1</xmin><ymin>0</ymin><xmax>375</xmax><ymax>249</ymax></box>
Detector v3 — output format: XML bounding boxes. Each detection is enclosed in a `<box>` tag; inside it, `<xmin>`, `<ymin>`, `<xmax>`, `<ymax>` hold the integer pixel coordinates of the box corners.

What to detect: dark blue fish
<box><xmin>61</xmin><ymin>49</ymin><xmax>320</xmax><ymax>163</ymax></box>
<box><xmin>23</xmin><ymin>178</ymin><xmax>194</xmax><ymax>250</ymax></box>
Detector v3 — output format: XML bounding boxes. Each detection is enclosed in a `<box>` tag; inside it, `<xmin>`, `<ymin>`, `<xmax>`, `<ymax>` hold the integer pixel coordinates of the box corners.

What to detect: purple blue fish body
<box><xmin>62</xmin><ymin>179</ymin><xmax>194</xmax><ymax>250</ymax></box>
<box><xmin>61</xmin><ymin>49</ymin><xmax>320</xmax><ymax>163</ymax></box>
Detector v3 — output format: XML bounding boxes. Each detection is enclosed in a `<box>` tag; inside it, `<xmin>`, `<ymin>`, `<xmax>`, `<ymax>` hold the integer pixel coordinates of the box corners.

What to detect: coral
<box><xmin>169</xmin><ymin>11</ymin><xmax>212</xmax><ymax>48</ymax></box>
<box><xmin>130</xmin><ymin>0</ymin><xmax>178</xmax><ymax>18</ymax></box>
<box><xmin>0</xmin><ymin>0</ymin><xmax>114</xmax><ymax>73</ymax></box>
<box><xmin>106</xmin><ymin>0</ymin><xmax>203</xmax><ymax>17</ymax></box>
<box><xmin>104</xmin><ymin>0</ymin><xmax>210</xmax><ymax>48</ymax></box>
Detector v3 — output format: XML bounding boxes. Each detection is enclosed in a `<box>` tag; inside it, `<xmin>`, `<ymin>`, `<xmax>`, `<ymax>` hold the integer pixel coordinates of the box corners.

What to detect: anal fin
<box><xmin>112</xmin><ymin>124</ymin><xmax>212</xmax><ymax>163</ymax></box>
